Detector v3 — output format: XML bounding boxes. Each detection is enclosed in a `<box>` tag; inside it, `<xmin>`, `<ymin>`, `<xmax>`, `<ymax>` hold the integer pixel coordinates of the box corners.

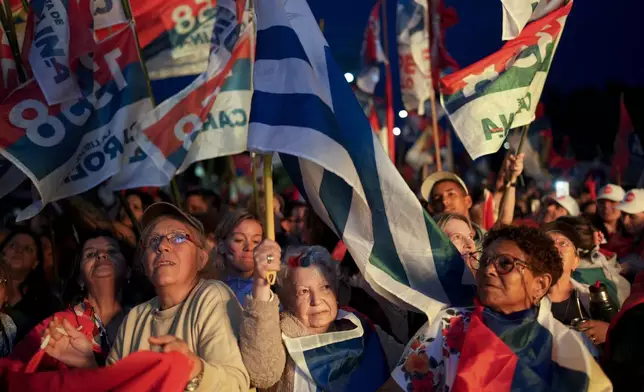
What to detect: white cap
<box><xmin>545</xmin><ymin>195</ymin><xmax>580</xmax><ymax>216</ymax></box>
<box><xmin>597</xmin><ymin>184</ymin><xmax>626</xmax><ymax>202</ymax></box>
<box><xmin>616</xmin><ymin>189</ymin><xmax>644</xmax><ymax>215</ymax></box>
<box><xmin>420</xmin><ymin>172</ymin><xmax>469</xmax><ymax>202</ymax></box>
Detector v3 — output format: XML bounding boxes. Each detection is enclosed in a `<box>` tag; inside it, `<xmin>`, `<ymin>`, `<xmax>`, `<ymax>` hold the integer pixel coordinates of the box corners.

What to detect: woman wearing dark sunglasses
<box><xmin>9</xmin><ymin>230</ymin><xmax>129</xmax><ymax>368</ymax></box>
<box><xmin>381</xmin><ymin>225</ymin><xmax>611</xmax><ymax>391</ymax></box>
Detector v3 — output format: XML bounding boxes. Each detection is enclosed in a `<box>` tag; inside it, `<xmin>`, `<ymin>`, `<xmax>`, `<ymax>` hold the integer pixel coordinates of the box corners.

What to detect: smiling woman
<box><xmin>240</xmin><ymin>243</ymin><xmax>402</xmax><ymax>391</ymax></box>
<box><xmin>381</xmin><ymin>226</ymin><xmax>611</xmax><ymax>392</ymax></box>
<box><xmin>42</xmin><ymin>202</ymin><xmax>250</xmax><ymax>392</ymax></box>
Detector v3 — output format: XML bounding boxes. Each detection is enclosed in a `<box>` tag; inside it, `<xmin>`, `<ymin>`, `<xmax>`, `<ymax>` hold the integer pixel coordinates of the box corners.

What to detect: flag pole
<box><xmin>264</xmin><ymin>154</ymin><xmax>277</xmax><ymax>285</ymax></box>
<box><xmin>117</xmin><ymin>191</ymin><xmax>142</xmax><ymax>238</ymax></box>
<box><xmin>0</xmin><ymin>0</ymin><xmax>27</xmax><ymax>82</ymax></box>
<box><xmin>496</xmin><ymin>124</ymin><xmax>529</xmax><ymax>222</ymax></box>
<box><xmin>425</xmin><ymin>2</ymin><xmax>442</xmax><ymax>172</ymax></box>
<box><xmin>380</xmin><ymin>0</ymin><xmax>395</xmax><ymax>164</ymax></box>
<box><xmin>120</xmin><ymin>0</ymin><xmax>183</xmax><ymax>207</ymax></box>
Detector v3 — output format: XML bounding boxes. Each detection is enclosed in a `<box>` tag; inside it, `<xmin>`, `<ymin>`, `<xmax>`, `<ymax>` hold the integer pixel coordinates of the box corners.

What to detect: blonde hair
<box><xmin>433</xmin><ymin>212</ymin><xmax>472</xmax><ymax>232</ymax></box>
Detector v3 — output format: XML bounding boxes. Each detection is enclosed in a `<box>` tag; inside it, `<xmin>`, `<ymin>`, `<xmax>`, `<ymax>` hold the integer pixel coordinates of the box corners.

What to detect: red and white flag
<box><xmin>1</xmin><ymin>26</ymin><xmax>19</xmax><ymax>101</ymax></box>
<box><xmin>356</xmin><ymin>1</ymin><xmax>386</xmax><ymax>95</ymax></box>
<box><xmin>135</xmin><ymin>0</ymin><xmax>250</xmax><ymax>185</ymax></box>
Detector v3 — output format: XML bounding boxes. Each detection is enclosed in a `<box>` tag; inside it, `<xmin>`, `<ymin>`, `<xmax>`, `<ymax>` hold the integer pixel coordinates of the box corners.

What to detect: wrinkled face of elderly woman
<box><xmin>142</xmin><ymin>217</ymin><xmax>208</xmax><ymax>288</ymax></box>
<box><xmin>475</xmin><ymin>240</ymin><xmax>551</xmax><ymax>314</ymax></box>
<box><xmin>287</xmin><ymin>265</ymin><xmax>338</xmax><ymax>333</ymax></box>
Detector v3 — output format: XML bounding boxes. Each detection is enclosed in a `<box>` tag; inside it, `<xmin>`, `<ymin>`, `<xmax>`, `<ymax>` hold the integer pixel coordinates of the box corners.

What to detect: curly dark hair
<box><xmin>482</xmin><ymin>225</ymin><xmax>563</xmax><ymax>286</ymax></box>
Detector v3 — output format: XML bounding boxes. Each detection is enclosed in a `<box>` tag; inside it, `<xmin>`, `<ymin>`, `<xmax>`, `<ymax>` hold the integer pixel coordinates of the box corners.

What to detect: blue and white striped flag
<box><xmin>248</xmin><ymin>0</ymin><xmax>475</xmax><ymax>318</ymax></box>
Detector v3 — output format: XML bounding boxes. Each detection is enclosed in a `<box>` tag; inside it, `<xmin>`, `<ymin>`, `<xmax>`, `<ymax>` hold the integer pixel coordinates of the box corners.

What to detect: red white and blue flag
<box><xmin>355</xmin><ymin>1</ymin><xmax>386</xmax><ymax>95</ymax></box>
<box><xmin>136</xmin><ymin>0</ymin><xmax>250</xmax><ymax>186</ymax></box>
<box><xmin>0</xmin><ymin>25</ymin><xmax>19</xmax><ymax>101</ymax></box>
<box><xmin>92</xmin><ymin>0</ymin><xmax>127</xmax><ymax>29</ymax></box>
<box><xmin>0</xmin><ymin>24</ymin><xmax>153</xmax><ymax>220</ymax></box>
<box><xmin>27</xmin><ymin>0</ymin><xmax>95</xmax><ymax>105</ymax></box>
<box><xmin>441</xmin><ymin>1</ymin><xmax>572</xmax><ymax>160</ymax></box>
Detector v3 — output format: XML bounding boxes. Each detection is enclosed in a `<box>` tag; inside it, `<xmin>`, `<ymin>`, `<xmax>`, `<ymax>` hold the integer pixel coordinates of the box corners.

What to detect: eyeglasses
<box><xmin>0</xmin><ymin>278</ymin><xmax>7</xmax><ymax>286</ymax></box>
<box><xmin>142</xmin><ymin>232</ymin><xmax>196</xmax><ymax>250</ymax></box>
<box><xmin>471</xmin><ymin>253</ymin><xmax>529</xmax><ymax>275</ymax></box>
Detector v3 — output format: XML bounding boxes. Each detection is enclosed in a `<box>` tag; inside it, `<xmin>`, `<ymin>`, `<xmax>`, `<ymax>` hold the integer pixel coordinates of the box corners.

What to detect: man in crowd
<box><xmin>184</xmin><ymin>189</ymin><xmax>220</xmax><ymax>215</ymax></box>
<box><xmin>612</xmin><ymin>189</ymin><xmax>644</xmax><ymax>277</ymax></box>
<box><xmin>540</xmin><ymin>194</ymin><xmax>580</xmax><ymax>224</ymax></box>
<box><xmin>592</xmin><ymin>184</ymin><xmax>626</xmax><ymax>239</ymax></box>
<box><xmin>277</xmin><ymin>200</ymin><xmax>308</xmax><ymax>248</ymax></box>
<box><xmin>421</xmin><ymin>154</ymin><xmax>524</xmax><ymax>246</ymax></box>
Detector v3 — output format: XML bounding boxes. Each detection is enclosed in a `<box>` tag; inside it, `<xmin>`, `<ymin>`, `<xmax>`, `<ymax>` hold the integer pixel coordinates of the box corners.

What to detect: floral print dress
<box><xmin>392</xmin><ymin>307</ymin><xmax>472</xmax><ymax>392</ymax></box>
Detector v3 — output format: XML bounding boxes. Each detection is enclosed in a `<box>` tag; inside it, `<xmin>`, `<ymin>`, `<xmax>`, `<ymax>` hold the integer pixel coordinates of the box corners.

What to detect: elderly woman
<box><xmin>11</xmin><ymin>231</ymin><xmax>128</xmax><ymax>367</ymax></box>
<box><xmin>434</xmin><ymin>213</ymin><xmax>477</xmax><ymax>274</ymax></box>
<box><xmin>214</xmin><ymin>209</ymin><xmax>264</xmax><ymax>305</ymax></box>
<box><xmin>382</xmin><ymin>226</ymin><xmax>610</xmax><ymax>391</ymax></box>
<box><xmin>241</xmin><ymin>241</ymin><xmax>402</xmax><ymax>391</ymax></box>
<box><xmin>44</xmin><ymin>202</ymin><xmax>250</xmax><ymax>391</ymax></box>
<box><xmin>544</xmin><ymin>218</ymin><xmax>629</xmax><ymax>346</ymax></box>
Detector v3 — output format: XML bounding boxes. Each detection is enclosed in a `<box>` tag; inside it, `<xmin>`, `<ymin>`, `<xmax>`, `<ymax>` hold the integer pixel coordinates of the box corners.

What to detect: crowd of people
<box><xmin>0</xmin><ymin>154</ymin><xmax>642</xmax><ymax>391</ymax></box>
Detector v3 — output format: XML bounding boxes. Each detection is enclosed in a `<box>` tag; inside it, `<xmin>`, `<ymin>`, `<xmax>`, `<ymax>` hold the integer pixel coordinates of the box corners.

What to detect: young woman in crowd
<box><xmin>241</xmin><ymin>243</ymin><xmax>403</xmax><ymax>391</ymax></box>
<box><xmin>381</xmin><ymin>226</ymin><xmax>610</xmax><ymax>391</ymax></box>
<box><xmin>213</xmin><ymin>209</ymin><xmax>263</xmax><ymax>305</ymax></box>
<box><xmin>10</xmin><ymin>231</ymin><xmax>129</xmax><ymax>367</ymax></box>
<box><xmin>0</xmin><ymin>229</ymin><xmax>62</xmax><ymax>343</ymax></box>
<box><xmin>43</xmin><ymin>202</ymin><xmax>250</xmax><ymax>391</ymax></box>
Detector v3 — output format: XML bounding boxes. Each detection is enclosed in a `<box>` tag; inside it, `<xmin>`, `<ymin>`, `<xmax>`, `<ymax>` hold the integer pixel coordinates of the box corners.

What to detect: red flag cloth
<box><xmin>331</xmin><ymin>240</ymin><xmax>347</xmax><ymax>262</ymax></box>
<box><xmin>0</xmin><ymin>351</ymin><xmax>192</xmax><ymax>392</ymax></box>
<box><xmin>482</xmin><ymin>190</ymin><xmax>495</xmax><ymax>231</ymax></box>
<box><xmin>451</xmin><ymin>306</ymin><xmax>515</xmax><ymax>392</ymax></box>
<box><xmin>10</xmin><ymin>304</ymin><xmax>103</xmax><ymax>371</ymax></box>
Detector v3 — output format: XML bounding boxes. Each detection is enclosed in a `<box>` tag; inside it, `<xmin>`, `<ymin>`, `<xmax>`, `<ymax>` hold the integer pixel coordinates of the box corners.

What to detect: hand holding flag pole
<box><xmin>496</xmin><ymin>124</ymin><xmax>529</xmax><ymax>224</ymax></box>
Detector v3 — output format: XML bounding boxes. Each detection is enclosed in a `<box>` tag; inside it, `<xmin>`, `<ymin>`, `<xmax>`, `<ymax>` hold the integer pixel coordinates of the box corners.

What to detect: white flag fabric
<box><xmin>397</xmin><ymin>0</ymin><xmax>432</xmax><ymax>114</ymax></box>
<box><xmin>502</xmin><ymin>0</ymin><xmax>566</xmax><ymax>40</ymax></box>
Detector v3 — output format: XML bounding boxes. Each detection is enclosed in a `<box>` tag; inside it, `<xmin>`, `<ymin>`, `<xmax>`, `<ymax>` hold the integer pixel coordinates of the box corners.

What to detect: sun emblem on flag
<box><xmin>461</xmin><ymin>65</ymin><xmax>499</xmax><ymax>98</ymax></box>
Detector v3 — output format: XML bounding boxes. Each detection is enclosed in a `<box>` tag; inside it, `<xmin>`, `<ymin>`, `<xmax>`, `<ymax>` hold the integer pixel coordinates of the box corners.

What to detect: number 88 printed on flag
<box><xmin>0</xmin><ymin>24</ymin><xmax>152</xmax><ymax>221</ymax></box>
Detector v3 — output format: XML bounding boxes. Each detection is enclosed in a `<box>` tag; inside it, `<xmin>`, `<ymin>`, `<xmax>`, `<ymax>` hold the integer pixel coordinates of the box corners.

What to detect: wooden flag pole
<box><xmin>250</xmin><ymin>153</ymin><xmax>261</xmax><ymax>216</ymax></box>
<box><xmin>263</xmin><ymin>154</ymin><xmax>277</xmax><ymax>285</ymax></box>
<box><xmin>424</xmin><ymin>2</ymin><xmax>442</xmax><ymax>172</ymax></box>
<box><xmin>380</xmin><ymin>0</ymin><xmax>396</xmax><ymax>164</ymax></box>
<box><xmin>120</xmin><ymin>0</ymin><xmax>183</xmax><ymax>207</ymax></box>
<box><xmin>0</xmin><ymin>0</ymin><xmax>27</xmax><ymax>82</ymax></box>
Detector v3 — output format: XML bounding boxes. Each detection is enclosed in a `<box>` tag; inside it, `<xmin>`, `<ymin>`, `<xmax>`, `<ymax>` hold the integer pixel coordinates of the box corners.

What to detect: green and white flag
<box><xmin>441</xmin><ymin>1</ymin><xmax>572</xmax><ymax>160</ymax></box>
<box><xmin>501</xmin><ymin>0</ymin><xmax>566</xmax><ymax>40</ymax></box>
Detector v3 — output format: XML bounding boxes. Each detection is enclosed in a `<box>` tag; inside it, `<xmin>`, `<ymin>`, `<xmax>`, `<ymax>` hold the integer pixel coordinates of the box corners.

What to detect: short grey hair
<box><xmin>277</xmin><ymin>246</ymin><xmax>340</xmax><ymax>294</ymax></box>
<box><xmin>433</xmin><ymin>212</ymin><xmax>472</xmax><ymax>231</ymax></box>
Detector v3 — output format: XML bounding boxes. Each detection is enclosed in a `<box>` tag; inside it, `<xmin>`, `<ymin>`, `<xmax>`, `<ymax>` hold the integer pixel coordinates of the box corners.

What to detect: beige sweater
<box><xmin>240</xmin><ymin>294</ymin><xmax>403</xmax><ymax>392</ymax></box>
<box><xmin>107</xmin><ymin>279</ymin><xmax>250</xmax><ymax>391</ymax></box>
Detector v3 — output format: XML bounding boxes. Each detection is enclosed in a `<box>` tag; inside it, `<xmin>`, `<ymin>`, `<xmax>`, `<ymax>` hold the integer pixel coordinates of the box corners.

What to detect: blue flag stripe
<box><xmin>256</xmin><ymin>26</ymin><xmax>310</xmax><ymax>64</ymax></box>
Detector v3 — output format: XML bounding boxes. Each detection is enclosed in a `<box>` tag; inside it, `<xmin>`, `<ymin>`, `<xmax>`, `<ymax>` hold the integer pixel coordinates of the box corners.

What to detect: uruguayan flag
<box><xmin>248</xmin><ymin>0</ymin><xmax>474</xmax><ymax>318</ymax></box>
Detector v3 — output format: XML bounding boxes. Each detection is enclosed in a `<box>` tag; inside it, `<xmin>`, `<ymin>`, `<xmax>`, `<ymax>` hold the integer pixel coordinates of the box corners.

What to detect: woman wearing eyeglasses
<box><xmin>433</xmin><ymin>213</ymin><xmax>478</xmax><ymax>274</ymax></box>
<box><xmin>42</xmin><ymin>202</ymin><xmax>250</xmax><ymax>391</ymax></box>
<box><xmin>10</xmin><ymin>230</ymin><xmax>129</xmax><ymax>367</ymax></box>
<box><xmin>381</xmin><ymin>226</ymin><xmax>610</xmax><ymax>391</ymax></box>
